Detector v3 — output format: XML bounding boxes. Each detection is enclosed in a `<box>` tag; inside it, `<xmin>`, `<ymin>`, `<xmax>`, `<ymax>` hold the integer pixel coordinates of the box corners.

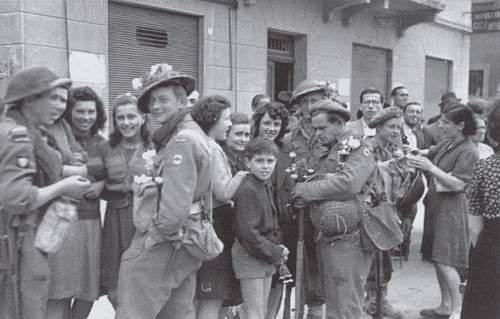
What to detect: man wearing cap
<box><xmin>292</xmin><ymin>99</ymin><xmax>377</xmax><ymax>318</ymax></box>
<box><xmin>0</xmin><ymin>67</ymin><xmax>91</xmax><ymax>319</ymax></box>
<box><xmin>363</xmin><ymin>107</ymin><xmax>407</xmax><ymax>319</ymax></box>
<box><xmin>285</xmin><ymin>79</ymin><xmax>332</xmax><ymax>318</ymax></box>
<box><xmin>115</xmin><ymin>64</ymin><xmax>214</xmax><ymax>319</ymax></box>
<box><xmin>346</xmin><ymin>88</ymin><xmax>384</xmax><ymax>140</ymax></box>
<box><xmin>422</xmin><ymin>92</ymin><xmax>461</xmax><ymax>147</ymax></box>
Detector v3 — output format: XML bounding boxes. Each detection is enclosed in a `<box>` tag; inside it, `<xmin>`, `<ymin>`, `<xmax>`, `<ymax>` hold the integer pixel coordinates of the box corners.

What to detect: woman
<box><xmin>471</xmin><ymin>116</ymin><xmax>494</xmax><ymax>159</ymax></box>
<box><xmin>252</xmin><ymin>102</ymin><xmax>292</xmax><ymax>319</ymax></box>
<box><xmin>223</xmin><ymin>112</ymin><xmax>251</xmax><ymax>174</ymax></box>
<box><xmin>408</xmin><ymin>104</ymin><xmax>479</xmax><ymax>319</ymax></box>
<box><xmin>192</xmin><ymin>96</ymin><xmax>248</xmax><ymax>319</ymax></box>
<box><xmin>100</xmin><ymin>94</ymin><xmax>153</xmax><ymax>308</ymax></box>
<box><xmin>54</xmin><ymin>87</ymin><xmax>107</xmax><ymax>319</ymax></box>
<box><xmin>461</xmin><ymin>99</ymin><xmax>500</xmax><ymax>319</ymax></box>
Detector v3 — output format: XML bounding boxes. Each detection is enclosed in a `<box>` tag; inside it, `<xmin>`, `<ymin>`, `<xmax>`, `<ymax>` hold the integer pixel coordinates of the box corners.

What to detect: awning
<box><xmin>323</xmin><ymin>0</ymin><xmax>445</xmax><ymax>36</ymax></box>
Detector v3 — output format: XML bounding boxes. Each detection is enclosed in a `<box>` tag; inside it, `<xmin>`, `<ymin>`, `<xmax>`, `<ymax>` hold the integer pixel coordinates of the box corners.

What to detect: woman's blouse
<box><xmin>468</xmin><ymin>153</ymin><xmax>500</xmax><ymax>219</ymax></box>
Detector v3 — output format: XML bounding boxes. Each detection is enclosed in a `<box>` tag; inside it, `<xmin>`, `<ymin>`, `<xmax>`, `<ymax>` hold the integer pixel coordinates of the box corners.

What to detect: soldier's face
<box><xmin>299</xmin><ymin>91</ymin><xmax>326</xmax><ymax>119</ymax></box>
<box><xmin>377</xmin><ymin>117</ymin><xmax>402</xmax><ymax>145</ymax></box>
<box><xmin>403</xmin><ymin>104</ymin><xmax>423</xmax><ymax>127</ymax></box>
<box><xmin>148</xmin><ymin>86</ymin><xmax>186</xmax><ymax>124</ymax></box>
<box><xmin>114</xmin><ymin>103</ymin><xmax>144</xmax><ymax>139</ymax></box>
<box><xmin>258</xmin><ymin>112</ymin><xmax>282</xmax><ymax>141</ymax></box>
<box><xmin>311</xmin><ymin>112</ymin><xmax>345</xmax><ymax>146</ymax></box>
<box><xmin>226</xmin><ymin>124</ymin><xmax>251</xmax><ymax>152</ymax></box>
<box><xmin>245</xmin><ymin>153</ymin><xmax>277</xmax><ymax>181</ymax></box>
<box><xmin>361</xmin><ymin>93</ymin><xmax>382</xmax><ymax>122</ymax></box>
<box><xmin>23</xmin><ymin>87</ymin><xmax>68</xmax><ymax>126</ymax></box>
<box><xmin>71</xmin><ymin>100</ymin><xmax>97</xmax><ymax>134</ymax></box>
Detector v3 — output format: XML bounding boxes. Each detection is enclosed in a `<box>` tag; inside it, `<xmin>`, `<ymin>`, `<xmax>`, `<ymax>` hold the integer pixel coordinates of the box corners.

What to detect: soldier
<box><xmin>0</xmin><ymin>67</ymin><xmax>91</xmax><ymax>319</ymax></box>
<box><xmin>284</xmin><ymin>79</ymin><xmax>333</xmax><ymax>318</ymax></box>
<box><xmin>292</xmin><ymin>99</ymin><xmax>377</xmax><ymax>318</ymax></box>
<box><xmin>115</xmin><ymin>64</ymin><xmax>215</xmax><ymax>319</ymax></box>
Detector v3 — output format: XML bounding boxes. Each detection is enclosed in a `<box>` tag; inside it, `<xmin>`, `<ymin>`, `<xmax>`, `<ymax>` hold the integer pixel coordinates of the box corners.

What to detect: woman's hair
<box><xmin>442</xmin><ymin>103</ymin><xmax>477</xmax><ymax>136</ymax></box>
<box><xmin>251</xmin><ymin>94</ymin><xmax>270</xmax><ymax>110</ymax></box>
<box><xmin>190</xmin><ymin>95</ymin><xmax>232</xmax><ymax>134</ymax></box>
<box><xmin>63</xmin><ymin>86</ymin><xmax>107</xmax><ymax>135</ymax></box>
<box><xmin>487</xmin><ymin>99</ymin><xmax>500</xmax><ymax>144</ymax></box>
<box><xmin>252</xmin><ymin>102</ymin><xmax>289</xmax><ymax>146</ymax></box>
<box><xmin>109</xmin><ymin>94</ymin><xmax>151</xmax><ymax>148</ymax></box>
<box><xmin>230</xmin><ymin>112</ymin><xmax>250</xmax><ymax>126</ymax></box>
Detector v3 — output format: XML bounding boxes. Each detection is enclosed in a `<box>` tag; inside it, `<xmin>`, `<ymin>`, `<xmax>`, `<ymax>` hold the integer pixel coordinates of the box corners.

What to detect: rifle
<box><xmin>1</xmin><ymin>208</ymin><xmax>20</xmax><ymax>319</ymax></box>
<box><xmin>285</xmin><ymin>151</ymin><xmax>315</xmax><ymax>319</ymax></box>
<box><xmin>372</xmin><ymin>250</ymin><xmax>384</xmax><ymax>319</ymax></box>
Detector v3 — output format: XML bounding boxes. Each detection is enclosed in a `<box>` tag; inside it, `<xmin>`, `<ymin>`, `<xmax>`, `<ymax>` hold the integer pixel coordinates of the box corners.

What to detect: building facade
<box><xmin>0</xmin><ymin>0</ymin><xmax>471</xmax><ymax>119</ymax></box>
<box><xmin>470</xmin><ymin>0</ymin><xmax>500</xmax><ymax>98</ymax></box>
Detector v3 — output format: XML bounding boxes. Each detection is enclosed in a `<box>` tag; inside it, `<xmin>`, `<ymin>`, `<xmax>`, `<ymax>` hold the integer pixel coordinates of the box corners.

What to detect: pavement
<box><xmin>89</xmin><ymin>202</ymin><xmax>442</xmax><ymax>319</ymax></box>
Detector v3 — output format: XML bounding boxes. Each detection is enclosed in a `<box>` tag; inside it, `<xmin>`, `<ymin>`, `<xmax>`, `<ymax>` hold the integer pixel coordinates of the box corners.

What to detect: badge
<box><xmin>16</xmin><ymin>157</ymin><xmax>29</xmax><ymax>168</ymax></box>
<box><xmin>172</xmin><ymin>154</ymin><xmax>183</xmax><ymax>165</ymax></box>
<box><xmin>363</xmin><ymin>148</ymin><xmax>371</xmax><ymax>157</ymax></box>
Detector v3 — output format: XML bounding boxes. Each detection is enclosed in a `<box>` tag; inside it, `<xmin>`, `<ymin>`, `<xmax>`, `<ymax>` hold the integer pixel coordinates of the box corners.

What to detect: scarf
<box><xmin>152</xmin><ymin>107</ymin><xmax>192</xmax><ymax>151</ymax></box>
<box><xmin>7</xmin><ymin>110</ymin><xmax>62</xmax><ymax>186</ymax></box>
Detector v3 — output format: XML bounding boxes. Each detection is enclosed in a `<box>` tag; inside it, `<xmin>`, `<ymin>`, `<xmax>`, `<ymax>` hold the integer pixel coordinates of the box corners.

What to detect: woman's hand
<box><xmin>280</xmin><ymin>245</ymin><xmax>290</xmax><ymax>262</ymax></box>
<box><xmin>234</xmin><ymin>171</ymin><xmax>249</xmax><ymax>180</ymax></box>
<box><xmin>84</xmin><ymin>181</ymin><xmax>106</xmax><ymax>199</ymax></box>
<box><xmin>406</xmin><ymin>155</ymin><xmax>434</xmax><ymax>172</ymax></box>
<box><xmin>59</xmin><ymin>175</ymin><xmax>91</xmax><ymax>198</ymax></box>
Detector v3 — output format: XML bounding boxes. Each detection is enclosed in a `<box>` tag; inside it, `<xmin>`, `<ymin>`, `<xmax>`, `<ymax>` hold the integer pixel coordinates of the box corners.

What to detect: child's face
<box><xmin>245</xmin><ymin>153</ymin><xmax>277</xmax><ymax>181</ymax></box>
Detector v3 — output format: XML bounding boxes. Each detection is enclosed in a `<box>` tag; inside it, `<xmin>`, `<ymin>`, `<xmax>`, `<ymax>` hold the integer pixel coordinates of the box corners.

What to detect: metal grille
<box><xmin>108</xmin><ymin>2</ymin><xmax>200</xmax><ymax>131</ymax></box>
<box><xmin>268</xmin><ymin>32</ymin><xmax>294</xmax><ymax>59</ymax></box>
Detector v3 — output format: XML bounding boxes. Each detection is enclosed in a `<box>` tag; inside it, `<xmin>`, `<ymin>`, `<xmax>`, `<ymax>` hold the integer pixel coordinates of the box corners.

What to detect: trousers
<box><xmin>319</xmin><ymin>232</ymin><xmax>373</xmax><ymax>319</ymax></box>
<box><xmin>115</xmin><ymin>233</ymin><xmax>202</xmax><ymax>319</ymax></box>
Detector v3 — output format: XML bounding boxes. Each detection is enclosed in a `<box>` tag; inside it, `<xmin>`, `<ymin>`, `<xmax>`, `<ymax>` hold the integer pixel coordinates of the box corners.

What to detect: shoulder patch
<box><xmin>363</xmin><ymin>148</ymin><xmax>371</xmax><ymax>157</ymax></box>
<box><xmin>172</xmin><ymin>154</ymin><xmax>183</xmax><ymax>165</ymax></box>
<box><xmin>16</xmin><ymin>156</ymin><xmax>29</xmax><ymax>168</ymax></box>
<box><xmin>8</xmin><ymin>126</ymin><xmax>30</xmax><ymax>143</ymax></box>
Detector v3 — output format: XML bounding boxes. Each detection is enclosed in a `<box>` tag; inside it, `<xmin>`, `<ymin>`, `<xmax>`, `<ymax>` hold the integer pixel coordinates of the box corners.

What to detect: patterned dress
<box><xmin>461</xmin><ymin>153</ymin><xmax>500</xmax><ymax>319</ymax></box>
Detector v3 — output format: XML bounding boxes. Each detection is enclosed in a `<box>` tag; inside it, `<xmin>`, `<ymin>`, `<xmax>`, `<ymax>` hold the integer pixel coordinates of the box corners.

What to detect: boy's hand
<box><xmin>280</xmin><ymin>245</ymin><xmax>289</xmax><ymax>262</ymax></box>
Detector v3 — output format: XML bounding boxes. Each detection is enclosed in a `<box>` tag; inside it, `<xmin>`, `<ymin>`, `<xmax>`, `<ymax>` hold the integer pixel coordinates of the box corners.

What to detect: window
<box><xmin>136</xmin><ymin>27</ymin><xmax>168</xmax><ymax>48</ymax></box>
<box><xmin>469</xmin><ymin>70</ymin><xmax>484</xmax><ymax>97</ymax></box>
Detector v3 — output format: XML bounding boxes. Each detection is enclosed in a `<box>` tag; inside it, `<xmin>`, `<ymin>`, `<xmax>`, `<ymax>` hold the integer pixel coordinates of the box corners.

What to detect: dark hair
<box><xmin>359</xmin><ymin>88</ymin><xmax>384</xmax><ymax>104</ymax></box>
<box><xmin>442</xmin><ymin>104</ymin><xmax>477</xmax><ymax>136</ymax></box>
<box><xmin>252</xmin><ymin>102</ymin><xmax>289</xmax><ymax>146</ymax></box>
<box><xmin>487</xmin><ymin>99</ymin><xmax>500</xmax><ymax>144</ymax></box>
<box><xmin>243</xmin><ymin>137</ymin><xmax>279</xmax><ymax>160</ymax></box>
<box><xmin>63</xmin><ymin>86</ymin><xmax>107</xmax><ymax>135</ymax></box>
<box><xmin>251</xmin><ymin>94</ymin><xmax>270</xmax><ymax>110</ymax></box>
<box><xmin>191</xmin><ymin>95</ymin><xmax>232</xmax><ymax>134</ymax></box>
<box><xmin>230</xmin><ymin>112</ymin><xmax>250</xmax><ymax>125</ymax></box>
<box><xmin>467</xmin><ymin>99</ymin><xmax>487</xmax><ymax>117</ymax></box>
<box><xmin>403</xmin><ymin>101</ymin><xmax>422</xmax><ymax>112</ymax></box>
<box><xmin>109</xmin><ymin>94</ymin><xmax>151</xmax><ymax>148</ymax></box>
<box><xmin>391</xmin><ymin>86</ymin><xmax>406</xmax><ymax>97</ymax></box>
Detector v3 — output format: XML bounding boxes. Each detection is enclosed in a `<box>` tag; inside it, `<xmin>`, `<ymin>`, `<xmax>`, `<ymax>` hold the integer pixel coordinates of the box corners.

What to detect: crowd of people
<box><xmin>0</xmin><ymin>63</ymin><xmax>499</xmax><ymax>319</ymax></box>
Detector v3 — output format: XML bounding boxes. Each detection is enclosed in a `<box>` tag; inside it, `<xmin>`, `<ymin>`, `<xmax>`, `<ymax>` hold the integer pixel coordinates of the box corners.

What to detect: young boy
<box><xmin>232</xmin><ymin>137</ymin><xmax>289</xmax><ymax>319</ymax></box>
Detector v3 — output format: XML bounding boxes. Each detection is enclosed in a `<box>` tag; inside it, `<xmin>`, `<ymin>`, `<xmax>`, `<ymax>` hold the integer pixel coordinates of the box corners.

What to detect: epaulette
<box><xmin>7</xmin><ymin>125</ymin><xmax>30</xmax><ymax>143</ymax></box>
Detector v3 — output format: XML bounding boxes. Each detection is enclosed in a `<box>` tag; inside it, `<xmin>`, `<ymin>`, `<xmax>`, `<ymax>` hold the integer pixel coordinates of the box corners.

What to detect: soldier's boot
<box><xmin>365</xmin><ymin>288</ymin><xmax>405</xmax><ymax>319</ymax></box>
<box><xmin>306</xmin><ymin>304</ymin><xmax>323</xmax><ymax>319</ymax></box>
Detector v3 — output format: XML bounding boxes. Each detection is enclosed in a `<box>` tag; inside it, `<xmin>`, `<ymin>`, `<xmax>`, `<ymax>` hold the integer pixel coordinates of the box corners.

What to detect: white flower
<box><xmin>132</xmin><ymin>78</ymin><xmax>143</xmax><ymax>90</ymax></box>
<box><xmin>347</xmin><ymin>137</ymin><xmax>361</xmax><ymax>149</ymax></box>
<box><xmin>150</xmin><ymin>63</ymin><xmax>173</xmax><ymax>76</ymax></box>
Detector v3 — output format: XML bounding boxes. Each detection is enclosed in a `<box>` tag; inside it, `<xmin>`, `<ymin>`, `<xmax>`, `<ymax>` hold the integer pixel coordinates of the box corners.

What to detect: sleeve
<box><xmin>85</xmin><ymin>137</ymin><xmax>106</xmax><ymax>181</ymax></box>
<box><xmin>451</xmin><ymin>148</ymin><xmax>479</xmax><ymax>184</ymax></box>
<box><xmin>148</xmin><ymin>137</ymin><xmax>198</xmax><ymax>241</ymax></box>
<box><xmin>233</xmin><ymin>183</ymin><xmax>284</xmax><ymax>264</ymax></box>
<box><xmin>295</xmin><ymin>145</ymin><xmax>377</xmax><ymax>202</ymax></box>
<box><xmin>466</xmin><ymin>161</ymin><xmax>483</xmax><ymax>216</ymax></box>
<box><xmin>212</xmin><ymin>147</ymin><xmax>235</xmax><ymax>202</ymax></box>
<box><xmin>0</xmin><ymin>129</ymin><xmax>39</xmax><ymax>214</ymax></box>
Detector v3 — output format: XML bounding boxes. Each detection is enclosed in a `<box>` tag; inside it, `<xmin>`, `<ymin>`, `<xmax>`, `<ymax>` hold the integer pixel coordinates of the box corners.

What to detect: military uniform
<box><xmin>294</xmin><ymin>138</ymin><xmax>376</xmax><ymax>319</ymax></box>
<box><xmin>0</xmin><ymin>116</ymin><xmax>51</xmax><ymax>319</ymax></box>
<box><xmin>115</xmin><ymin>117</ymin><xmax>213</xmax><ymax>319</ymax></box>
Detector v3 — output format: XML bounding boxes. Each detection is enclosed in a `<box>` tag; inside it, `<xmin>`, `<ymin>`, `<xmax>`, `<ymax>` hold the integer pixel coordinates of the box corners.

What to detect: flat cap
<box><xmin>290</xmin><ymin>79</ymin><xmax>329</xmax><ymax>105</ymax></box>
<box><xmin>439</xmin><ymin>92</ymin><xmax>461</xmax><ymax>108</ymax></box>
<box><xmin>3</xmin><ymin>67</ymin><xmax>71</xmax><ymax>105</ymax></box>
<box><xmin>310</xmin><ymin>99</ymin><xmax>351</xmax><ymax>122</ymax></box>
<box><xmin>368</xmin><ymin>106</ymin><xmax>402</xmax><ymax>128</ymax></box>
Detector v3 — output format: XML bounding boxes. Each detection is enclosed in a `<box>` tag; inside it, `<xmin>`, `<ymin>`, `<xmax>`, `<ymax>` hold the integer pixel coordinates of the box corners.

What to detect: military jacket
<box><xmin>147</xmin><ymin>117</ymin><xmax>213</xmax><ymax>244</ymax></box>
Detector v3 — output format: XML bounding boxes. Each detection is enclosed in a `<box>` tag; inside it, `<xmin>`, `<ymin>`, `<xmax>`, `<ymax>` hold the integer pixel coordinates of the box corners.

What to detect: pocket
<box><xmin>121</xmin><ymin>246</ymin><xmax>143</xmax><ymax>261</ymax></box>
